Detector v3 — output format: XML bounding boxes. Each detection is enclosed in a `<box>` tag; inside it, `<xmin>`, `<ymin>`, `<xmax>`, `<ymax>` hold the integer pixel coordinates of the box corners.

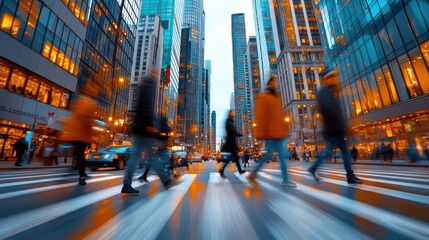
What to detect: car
<box><xmin>201</xmin><ymin>154</ymin><xmax>209</xmax><ymax>161</ymax></box>
<box><xmin>175</xmin><ymin>151</ymin><xmax>191</xmax><ymax>168</ymax></box>
<box><xmin>192</xmin><ymin>154</ymin><xmax>203</xmax><ymax>163</ymax></box>
<box><xmin>216</xmin><ymin>152</ymin><xmax>231</xmax><ymax>163</ymax></box>
<box><xmin>87</xmin><ymin>142</ymin><xmax>134</xmax><ymax>170</ymax></box>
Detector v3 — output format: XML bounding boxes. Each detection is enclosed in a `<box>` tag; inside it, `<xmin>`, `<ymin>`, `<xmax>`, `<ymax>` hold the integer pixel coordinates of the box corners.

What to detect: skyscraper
<box><xmin>140</xmin><ymin>0</ymin><xmax>185</xmax><ymax>121</ymax></box>
<box><xmin>77</xmin><ymin>0</ymin><xmax>141</xmax><ymax>138</ymax></box>
<box><xmin>211</xmin><ymin>110</ymin><xmax>216</xmax><ymax>152</ymax></box>
<box><xmin>251</xmin><ymin>0</ymin><xmax>280</xmax><ymax>86</ymax></box>
<box><xmin>177</xmin><ymin>0</ymin><xmax>204</xmax><ymax>147</ymax></box>
<box><xmin>231</xmin><ymin>13</ymin><xmax>247</xmax><ymax>139</ymax></box>
<box><xmin>202</xmin><ymin>60</ymin><xmax>211</xmax><ymax>151</ymax></box>
<box><xmin>272</xmin><ymin>0</ymin><xmax>325</xmax><ymax>152</ymax></box>
<box><xmin>0</xmin><ymin>0</ymin><xmax>88</xmax><ymax>158</ymax></box>
<box><xmin>315</xmin><ymin>0</ymin><xmax>429</xmax><ymax>158</ymax></box>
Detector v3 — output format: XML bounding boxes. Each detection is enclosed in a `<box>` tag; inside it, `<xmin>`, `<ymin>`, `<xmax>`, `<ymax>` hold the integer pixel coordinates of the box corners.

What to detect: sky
<box><xmin>204</xmin><ymin>0</ymin><xmax>255</xmax><ymax>142</ymax></box>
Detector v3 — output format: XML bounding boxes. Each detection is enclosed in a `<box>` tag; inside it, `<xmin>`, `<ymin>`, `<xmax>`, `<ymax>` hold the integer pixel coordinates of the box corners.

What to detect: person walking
<box><xmin>27</xmin><ymin>141</ymin><xmax>37</xmax><ymax>164</ymax></box>
<box><xmin>13</xmin><ymin>134</ymin><xmax>28</xmax><ymax>167</ymax></box>
<box><xmin>61</xmin><ymin>82</ymin><xmax>99</xmax><ymax>185</ymax></box>
<box><xmin>351</xmin><ymin>146</ymin><xmax>358</xmax><ymax>162</ymax></box>
<box><xmin>308</xmin><ymin>70</ymin><xmax>362</xmax><ymax>184</ymax></box>
<box><xmin>121</xmin><ymin>76</ymin><xmax>173</xmax><ymax>195</ymax></box>
<box><xmin>243</xmin><ymin>148</ymin><xmax>250</xmax><ymax>168</ymax></box>
<box><xmin>247</xmin><ymin>77</ymin><xmax>296</xmax><ymax>187</ymax></box>
<box><xmin>218</xmin><ymin>110</ymin><xmax>246</xmax><ymax>177</ymax></box>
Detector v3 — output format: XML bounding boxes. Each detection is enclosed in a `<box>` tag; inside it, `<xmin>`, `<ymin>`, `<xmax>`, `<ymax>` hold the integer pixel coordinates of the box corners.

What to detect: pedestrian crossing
<box><xmin>0</xmin><ymin>165</ymin><xmax>428</xmax><ymax>239</ymax></box>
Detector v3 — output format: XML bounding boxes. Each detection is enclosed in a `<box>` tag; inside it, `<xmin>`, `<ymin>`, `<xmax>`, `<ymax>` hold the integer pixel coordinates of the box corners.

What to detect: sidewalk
<box><xmin>0</xmin><ymin>157</ymin><xmax>74</xmax><ymax>170</ymax></box>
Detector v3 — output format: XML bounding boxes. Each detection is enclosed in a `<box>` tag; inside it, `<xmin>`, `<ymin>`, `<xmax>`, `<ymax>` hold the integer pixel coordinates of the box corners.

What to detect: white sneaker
<box><xmin>282</xmin><ymin>181</ymin><xmax>297</xmax><ymax>188</ymax></box>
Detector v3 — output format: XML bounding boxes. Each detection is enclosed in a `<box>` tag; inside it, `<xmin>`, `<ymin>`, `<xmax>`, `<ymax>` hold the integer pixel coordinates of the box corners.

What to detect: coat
<box><xmin>253</xmin><ymin>91</ymin><xmax>288</xmax><ymax>140</ymax></box>
<box><xmin>61</xmin><ymin>95</ymin><xmax>98</xmax><ymax>143</ymax></box>
<box><xmin>317</xmin><ymin>86</ymin><xmax>346</xmax><ymax>137</ymax></box>
<box><xmin>131</xmin><ymin>77</ymin><xmax>157</xmax><ymax>137</ymax></box>
<box><xmin>221</xmin><ymin>118</ymin><xmax>242</xmax><ymax>153</ymax></box>
<box><xmin>13</xmin><ymin>138</ymin><xmax>28</xmax><ymax>156</ymax></box>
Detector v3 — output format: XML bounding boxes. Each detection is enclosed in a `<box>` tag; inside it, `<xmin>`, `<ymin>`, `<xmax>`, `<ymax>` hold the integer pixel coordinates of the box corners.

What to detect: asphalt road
<box><xmin>0</xmin><ymin>161</ymin><xmax>428</xmax><ymax>240</ymax></box>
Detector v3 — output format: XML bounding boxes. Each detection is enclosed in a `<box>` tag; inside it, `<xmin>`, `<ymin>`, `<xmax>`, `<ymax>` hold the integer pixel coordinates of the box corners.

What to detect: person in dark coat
<box><xmin>308</xmin><ymin>69</ymin><xmax>362</xmax><ymax>184</ymax></box>
<box><xmin>243</xmin><ymin>148</ymin><xmax>250</xmax><ymax>168</ymax></box>
<box><xmin>13</xmin><ymin>134</ymin><xmax>28</xmax><ymax>166</ymax></box>
<box><xmin>219</xmin><ymin>110</ymin><xmax>246</xmax><ymax>177</ymax></box>
<box><xmin>386</xmin><ymin>144</ymin><xmax>394</xmax><ymax>163</ymax></box>
<box><xmin>350</xmin><ymin>146</ymin><xmax>358</xmax><ymax>162</ymax></box>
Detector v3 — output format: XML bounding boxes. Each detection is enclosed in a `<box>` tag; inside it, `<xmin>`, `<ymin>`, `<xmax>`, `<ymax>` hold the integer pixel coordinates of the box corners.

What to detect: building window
<box><xmin>37</xmin><ymin>81</ymin><xmax>51</xmax><ymax>103</ymax></box>
<box><xmin>24</xmin><ymin>75</ymin><xmax>39</xmax><ymax>99</ymax></box>
<box><xmin>0</xmin><ymin>60</ymin><xmax>11</xmax><ymax>88</ymax></box>
<box><xmin>398</xmin><ymin>53</ymin><xmax>424</xmax><ymax>98</ymax></box>
<box><xmin>408</xmin><ymin>47</ymin><xmax>429</xmax><ymax>94</ymax></box>
<box><xmin>9</xmin><ymin>69</ymin><xmax>27</xmax><ymax>94</ymax></box>
<box><xmin>374</xmin><ymin>68</ymin><xmax>392</xmax><ymax>107</ymax></box>
<box><xmin>382</xmin><ymin>65</ymin><xmax>399</xmax><ymax>104</ymax></box>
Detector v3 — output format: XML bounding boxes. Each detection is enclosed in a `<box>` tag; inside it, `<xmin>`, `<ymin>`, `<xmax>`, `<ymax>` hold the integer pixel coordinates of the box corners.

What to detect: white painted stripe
<box><xmin>294</xmin><ymin>166</ymin><xmax>429</xmax><ymax>177</ymax></box>
<box><xmin>0</xmin><ymin>172</ymin><xmax>70</xmax><ymax>181</ymax></box>
<box><xmin>85</xmin><ymin>174</ymin><xmax>196</xmax><ymax>240</ymax></box>
<box><xmin>0</xmin><ymin>170</ymin><xmax>64</xmax><ymax>178</ymax></box>
<box><xmin>306</xmin><ymin>168</ymin><xmax>429</xmax><ymax>181</ymax></box>
<box><xmin>236</xmin><ymin>172</ymin><xmax>371</xmax><ymax>240</ymax></box>
<box><xmin>199</xmin><ymin>173</ymin><xmax>258</xmax><ymax>240</ymax></box>
<box><xmin>0</xmin><ymin>174</ymin><xmax>109</xmax><ymax>188</ymax></box>
<box><xmin>0</xmin><ymin>175</ymin><xmax>122</xmax><ymax>200</ymax></box>
<box><xmin>0</xmin><ymin>176</ymin><xmax>158</xmax><ymax>239</ymax></box>
<box><xmin>258</xmin><ymin>172</ymin><xmax>429</xmax><ymax>239</ymax></box>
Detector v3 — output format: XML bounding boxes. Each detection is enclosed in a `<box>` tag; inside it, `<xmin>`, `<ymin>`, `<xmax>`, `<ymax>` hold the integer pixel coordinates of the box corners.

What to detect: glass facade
<box><xmin>0</xmin><ymin>0</ymin><xmax>85</xmax><ymax>76</ymax></box>
<box><xmin>315</xmin><ymin>0</ymin><xmax>429</xmax><ymax>159</ymax></box>
<box><xmin>77</xmin><ymin>0</ymin><xmax>140</xmax><ymax>126</ymax></box>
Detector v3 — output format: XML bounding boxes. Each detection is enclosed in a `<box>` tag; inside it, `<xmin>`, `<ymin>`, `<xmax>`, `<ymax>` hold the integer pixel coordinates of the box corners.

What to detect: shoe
<box><xmin>308</xmin><ymin>168</ymin><xmax>320</xmax><ymax>182</ymax></box>
<box><xmin>282</xmin><ymin>181</ymin><xmax>297</xmax><ymax>188</ymax></box>
<box><xmin>121</xmin><ymin>185</ymin><xmax>140</xmax><ymax>195</ymax></box>
<box><xmin>138</xmin><ymin>176</ymin><xmax>149</xmax><ymax>182</ymax></box>
<box><xmin>247</xmin><ymin>173</ymin><xmax>257</xmax><ymax>184</ymax></box>
<box><xmin>78</xmin><ymin>177</ymin><xmax>86</xmax><ymax>185</ymax></box>
<box><xmin>15</xmin><ymin>164</ymin><xmax>21</xmax><ymax>167</ymax></box>
<box><xmin>347</xmin><ymin>176</ymin><xmax>363</xmax><ymax>184</ymax></box>
<box><xmin>218</xmin><ymin>169</ymin><xmax>226</xmax><ymax>178</ymax></box>
<box><xmin>162</xmin><ymin>180</ymin><xmax>180</xmax><ymax>190</ymax></box>
<box><xmin>239</xmin><ymin>170</ymin><xmax>246</xmax><ymax>174</ymax></box>
<box><xmin>84</xmin><ymin>174</ymin><xmax>92</xmax><ymax>179</ymax></box>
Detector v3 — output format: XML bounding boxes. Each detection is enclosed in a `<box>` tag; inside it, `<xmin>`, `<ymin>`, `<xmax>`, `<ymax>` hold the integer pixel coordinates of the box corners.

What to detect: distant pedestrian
<box><xmin>248</xmin><ymin>77</ymin><xmax>296</xmax><ymax>187</ymax></box>
<box><xmin>380</xmin><ymin>143</ymin><xmax>387</xmax><ymax>162</ymax></box>
<box><xmin>243</xmin><ymin>148</ymin><xmax>250</xmax><ymax>168</ymax></box>
<box><xmin>219</xmin><ymin>110</ymin><xmax>246</xmax><ymax>177</ymax></box>
<box><xmin>351</xmin><ymin>146</ymin><xmax>358</xmax><ymax>162</ymax></box>
<box><xmin>308</xmin><ymin>69</ymin><xmax>362</xmax><ymax>184</ymax></box>
<box><xmin>386</xmin><ymin>144</ymin><xmax>394</xmax><ymax>163</ymax></box>
<box><xmin>61</xmin><ymin>81</ymin><xmax>99</xmax><ymax>185</ymax></box>
<box><xmin>27</xmin><ymin>141</ymin><xmax>37</xmax><ymax>164</ymax></box>
<box><xmin>13</xmin><ymin>134</ymin><xmax>28</xmax><ymax>167</ymax></box>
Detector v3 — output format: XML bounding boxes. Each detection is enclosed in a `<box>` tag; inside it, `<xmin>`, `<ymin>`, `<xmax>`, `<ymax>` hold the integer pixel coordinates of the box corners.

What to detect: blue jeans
<box><xmin>310</xmin><ymin>135</ymin><xmax>355</xmax><ymax>179</ymax></box>
<box><xmin>123</xmin><ymin>136</ymin><xmax>170</xmax><ymax>186</ymax></box>
<box><xmin>252</xmin><ymin>139</ymin><xmax>290</xmax><ymax>182</ymax></box>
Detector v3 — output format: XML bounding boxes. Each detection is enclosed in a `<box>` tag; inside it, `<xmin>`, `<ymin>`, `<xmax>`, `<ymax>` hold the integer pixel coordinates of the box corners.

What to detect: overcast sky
<box><xmin>204</xmin><ymin>0</ymin><xmax>255</xmax><ymax>142</ymax></box>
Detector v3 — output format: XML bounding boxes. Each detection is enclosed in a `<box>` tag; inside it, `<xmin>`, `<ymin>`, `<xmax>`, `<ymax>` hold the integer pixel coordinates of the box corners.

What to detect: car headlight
<box><xmin>103</xmin><ymin>154</ymin><xmax>110</xmax><ymax>160</ymax></box>
<box><xmin>112</xmin><ymin>154</ymin><xmax>119</xmax><ymax>159</ymax></box>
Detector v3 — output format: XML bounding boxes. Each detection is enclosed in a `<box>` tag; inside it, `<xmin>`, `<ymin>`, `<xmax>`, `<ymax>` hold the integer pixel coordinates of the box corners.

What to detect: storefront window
<box><xmin>0</xmin><ymin>60</ymin><xmax>11</xmax><ymax>88</ymax></box>
<box><xmin>408</xmin><ymin>48</ymin><xmax>429</xmax><ymax>94</ymax></box>
<box><xmin>24</xmin><ymin>75</ymin><xmax>39</xmax><ymax>99</ymax></box>
<box><xmin>382</xmin><ymin>65</ymin><xmax>399</xmax><ymax>103</ymax></box>
<box><xmin>50</xmin><ymin>87</ymin><xmax>61</xmax><ymax>107</ymax></box>
<box><xmin>9</xmin><ymin>69</ymin><xmax>26</xmax><ymax>94</ymax></box>
<box><xmin>38</xmin><ymin>81</ymin><xmax>51</xmax><ymax>103</ymax></box>
<box><xmin>374</xmin><ymin>68</ymin><xmax>392</xmax><ymax>107</ymax></box>
<box><xmin>398</xmin><ymin>53</ymin><xmax>423</xmax><ymax>98</ymax></box>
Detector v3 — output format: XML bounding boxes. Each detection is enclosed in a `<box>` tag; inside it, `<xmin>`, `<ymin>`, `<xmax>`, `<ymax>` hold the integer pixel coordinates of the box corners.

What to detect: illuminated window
<box><xmin>0</xmin><ymin>60</ymin><xmax>11</xmax><ymax>88</ymax></box>
<box><xmin>38</xmin><ymin>82</ymin><xmax>51</xmax><ymax>103</ymax></box>
<box><xmin>398</xmin><ymin>54</ymin><xmax>423</xmax><ymax>98</ymax></box>
<box><xmin>0</xmin><ymin>13</ymin><xmax>14</xmax><ymax>33</ymax></box>
<box><xmin>409</xmin><ymin>48</ymin><xmax>429</xmax><ymax>94</ymax></box>
<box><xmin>9</xmin><ymin>69</ymin><xmax>26</xmax><ymax>94</ymax></box>
<box><xmin>24</xmin><ymin>76</ymin><xmax>39</xmax><ymax>99</ymax></box>
<box><xmin>51</xmin><ymin>87</ymin><xmax>62</xmax><ymax>107</ymax></box>
<box><xmin>374</xmin><ymin>68</ymin><xmax>392</xmax><ymax>107</ymax></box>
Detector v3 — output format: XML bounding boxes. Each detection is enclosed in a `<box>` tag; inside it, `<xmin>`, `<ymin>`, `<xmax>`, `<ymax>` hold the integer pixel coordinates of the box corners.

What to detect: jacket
<box><xmin>221</xmin><ymin>118</ymin><xmax>242</xmax><ymax>153</ymax></box>
<box><xmin>253</xmin><ymin>91</ymin><xmax>288</xmax><ymax>140</ymax></box>
<box><xmin>131</xmin><ymin>77</ymin><xmax>157</xmax><ymax>137</ymax></box>
<box><xmin>317</xmin><ymin>86</ymin><xmax>346</xmax><ymax>137</ymax></box>
<box><xmin>61</xmin><ymin>95</ymin><xmax>98</xmax><ymax>143</ymax></box>
<box><xmin>13</xmin><ymin>138</ymin><xmax>28</xmax><ymax>156</ymax></box>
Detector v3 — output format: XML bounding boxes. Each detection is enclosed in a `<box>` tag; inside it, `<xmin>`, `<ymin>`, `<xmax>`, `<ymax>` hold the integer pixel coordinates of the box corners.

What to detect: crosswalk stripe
<box><xmin>0</xmin><ymin>172</ymin><xmax>71</xmax><ymax>181</ymax></box>
<box><xmin>235</xmin><ymin>172</ymin><xmax>371</xmax><ymax>240</ymax></box>
<box><xmin>308</xmin><ymin>168</ymin><xmax>429</xmax><ymax>182</ymax></box>
<box><xmin>0</xmin><ymin>175</ymin><xmax>122</xmax><ymax>200</ymax></box>
<box><xmin>0</xmin><ymin>176</ymin><xmax>158</xmax><ymax>239</ymax></box>
<box><xmin>257</xmin><ymin>172</ymin><xmax>429</xmax><ymax>239</ymax></box>
<box><xmin>0</xmin><ymin>173</ymin><xmax>110</xmax><ymax>188</ymax></box>
<box><xmin>85</xmin><ymin>174</ymin><xmax>196</xmax><ymax>240</ymax></box>
<box><xmin>0</xmin><ymin>170</ymin><xmax>64</xmax><ymax>178</ymax></box>
<box><xmin>277</xmin><ymin>169</ymin><xmax>429</xmax><ymax>205</ymax></box>
<box><xmin>200</xmin><ymin>173</ymin><xmax>258</xmax><ymax>240</ymax></box>
<box><xmin>298</xmin><ymin>167</ymin><xmax>429</xmax><ymax>179</ymax></box>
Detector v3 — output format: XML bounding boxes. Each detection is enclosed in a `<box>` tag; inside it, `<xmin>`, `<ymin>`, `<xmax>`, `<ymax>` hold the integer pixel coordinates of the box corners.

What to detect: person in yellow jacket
<box><xmin>61</xmin><ymin>83</ymin><xmax>99</xmax><ymax>185</ymax></box>
<box><xmin>248</xmin><ymin>77</ymin><xmax>297</xmax><ymax>188</ymax></box>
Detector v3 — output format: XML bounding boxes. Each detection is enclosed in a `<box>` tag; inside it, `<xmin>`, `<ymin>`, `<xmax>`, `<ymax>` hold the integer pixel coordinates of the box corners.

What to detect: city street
<box><xmin>0</xmin><ymin>161</ymin><xmax>428</xmax><ymax>239</ymax></box>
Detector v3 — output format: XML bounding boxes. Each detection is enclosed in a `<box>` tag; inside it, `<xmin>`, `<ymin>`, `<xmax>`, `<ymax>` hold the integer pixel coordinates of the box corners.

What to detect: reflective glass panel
<box><xmin>24</xmin><ymin>75</ymin><xmax>39</xmax><ymax>99</ymax></box>
<box><xmin>0</xmin><ymin>59</ymin><xmax>10</xmax><ymax>88</ymax></box>
<box><xmin>398</xmin><ymin>53</ymin><xmax>423</xmax><ymax>98</ymax></box>
<box><xmin>9</xmin><ymin>69</ymin><xmax>26</xmax><ymax>94</ymax></box>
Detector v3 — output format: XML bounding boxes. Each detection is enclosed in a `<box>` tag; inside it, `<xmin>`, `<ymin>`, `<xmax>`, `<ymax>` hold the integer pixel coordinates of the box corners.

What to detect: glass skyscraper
<box><xmin>177</xmin><ymin>0</ymin><xmax>204</xmax><ymax>147</ymax></box>
<box><xmin>315</xmin><ymin>0</ymin><xmax>429</xmax><ymax>158</ymax></box>
<box><xmin>0</xmin><ymin>0</ymin><xmax>88</xmax><ymax>159</ymax></box>
<box><xmin>140</xmin><ymin>0</ymin><xmax>184</xmax><ymax>121</ymax></box>
<box><xmin>231</xmin><ymin>13</ymin><xmax>247</xmax><ymax>137</ymax></box>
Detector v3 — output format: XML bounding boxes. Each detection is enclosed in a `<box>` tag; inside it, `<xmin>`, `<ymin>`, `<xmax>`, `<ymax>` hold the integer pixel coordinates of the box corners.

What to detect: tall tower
<box><xmin>202</xmin><ymin>60</ymin><xmax>211</xmax><ymax>151</ymax></box>
<box><xmin>211</xmin><ymin>111</ymin><xmax>217</xmax><ymax>152</ymax></box>
<box><xmin>177</xmin><ymin>0</ymin><xmax>204</xmax><ymax>147</ymax></box>
<box><xmin>251</xmin><ymin>0</ymin><xmax>280</xmax><ymax>86</ymax></box>
<box><xmin>140</xmin><ymin>0</ymin><xmax>185</xmax><ymax>121</ymax></box>
<box><xmin>231</xmin><ymin>13</ymin><xmax>247</xmax><ymax>139</ymax></box>
<box><xmin>272</xmin><ymin>0</ymin><xmax>325</xmax><ymax>152</ymax></box>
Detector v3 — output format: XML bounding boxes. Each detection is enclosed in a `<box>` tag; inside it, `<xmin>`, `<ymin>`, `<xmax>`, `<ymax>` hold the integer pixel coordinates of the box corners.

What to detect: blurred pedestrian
<box><xmin>380</xmin><ymin>143</ymin><xmax>387</xmax><ymax>162</ymax></box>
<box><xmin>308</xmin><ymin>70</ymin><xmax>362</xmax><ymax>184</ymax></box>
<box><xmin>248</xmin><ymin>77</ymin><xmax>296</xmax><ymax>187</ymax></box>
<box><xmin>351</xmin><ymin>146</ymin><xmax>358</xmax><ymax>162</ymax></box>
<box><xmin>243</xmin><ymin>148</ymin><xmax>250</xmax><ymax>168</ymax></box>
<box><xmin>27</xmin><ymin>140</ymin><xmax>37</xmax><ymax>164</ymax></box>
<box><xmin>121</xmin><ymin>76</ymin><xmax>173</xmax><ymax>195</ymax></box>
<box><xmin>219</xmin><ymin>110</ymin><xmax>246</xmax><ymax>177</ymax></box>
<box><xmin>61</xmin><ymin>82</ymin><xmax>99</xmax><ymax>185</ymax></box>
<box><xmin>13</xmin><ymin>134</ymin><xmax>28</xmax><ymax>167</ymax></box>
<box><xmin>386</xmin><ymin>144</ymin><xmax>394</xmax><ymax>163</ymax></box>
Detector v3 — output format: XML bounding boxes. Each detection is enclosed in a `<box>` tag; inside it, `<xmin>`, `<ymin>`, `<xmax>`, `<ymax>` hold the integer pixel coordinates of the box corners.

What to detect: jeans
<box><xmin>309</xmin><ymin>135</ymin><xmax>355</xmax><ymax>179</ymax></box>
<box><xmin>123</xmin><ymin>136</ymin><xmax>170</xmax><ymax>186</ymax></box>
<box><xmin>71</xmin><ymin>141</ymin><xmax>88</xmax><ymax>178</ymax></box>
<box><xmin>252</xmin><ymin>139</ymin><xmax>290</xmax><ymax>182</ymax></box>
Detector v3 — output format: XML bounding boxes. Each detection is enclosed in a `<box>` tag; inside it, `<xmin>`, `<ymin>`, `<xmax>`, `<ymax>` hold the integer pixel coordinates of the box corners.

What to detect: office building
<box><xmin>211</xmin><ymin>110</ymin><xmax>216</xmax><ymax>152</ymax></box>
